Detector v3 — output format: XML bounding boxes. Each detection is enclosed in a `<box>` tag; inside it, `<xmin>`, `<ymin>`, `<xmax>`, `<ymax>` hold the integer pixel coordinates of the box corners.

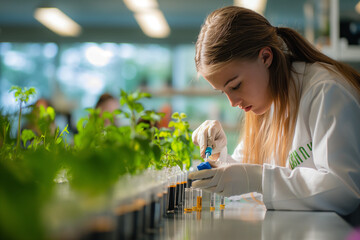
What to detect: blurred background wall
<box><xmin>1</xmin><ymin>0</ymin><xmax>360</xmax><ymax>153</ymax></box>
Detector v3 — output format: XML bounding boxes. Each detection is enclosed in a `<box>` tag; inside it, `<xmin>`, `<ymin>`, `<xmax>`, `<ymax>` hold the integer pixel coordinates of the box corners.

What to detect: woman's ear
<box><xmin>259</xmin><ymin>47</ymin><xmax>273</xmax><ymax>68</ymax></box>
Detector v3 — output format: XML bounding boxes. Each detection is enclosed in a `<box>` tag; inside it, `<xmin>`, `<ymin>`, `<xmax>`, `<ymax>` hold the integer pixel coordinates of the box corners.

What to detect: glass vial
<box><xmin>192</xmin><ymin>188</ymin><xmax>198</xmax><ymax>211</ymax></box>
<box><xmin>197</xmin><ymin>189</ymin><xmax>202</xmax><ymax>211</ymax></box>
<box><xmin>167</xmin><ymin>175</ymin><xmax>176</xmax><ymax>213</ymax></box>
<box><xmin>210</xmin><ymin>193</ymin><xmax>216</xmax><ymax>211</ymax></box>
<box><xmin>175</xmin><ymin>174</ymin><xmax>181</xmax><ymax>208</ymax></box>
<box><xmin>181</xmin><ymin>172</ymin><xmax>187</xmax><ymax>204</ymax></box>
<box><xmin>184</xmin><ymin>188</ymin><xmax>193</xmax><ymax>213</ymax></box>
<box><xmin>220</xmin><ymin>196</ymin><xmax>225</xmax><ymax>210</ymax></box>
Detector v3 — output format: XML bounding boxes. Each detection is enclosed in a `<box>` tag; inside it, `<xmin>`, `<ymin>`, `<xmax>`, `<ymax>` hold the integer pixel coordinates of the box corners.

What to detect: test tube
<box><xmin>167</xmin><ymin>175</ymin><xmax>176</xmax><ymax>213</ymax></box>
<box><xmin>175</xmin><ymin>174</ymin><xmax>181</xmax><ymax>208</ymax></box>
<box><xmin>184</xmin><ymin>188</ymin><xmax>193</xmax><ymax>213</ymax></box>
<box><xmin>162</xmin><ymin>180</ymin><xmax>168</xmax><ymax>217</ymax></box>
<box><xmin>179</xmin><ymin>172</ymin><xmax>184</xmax><ymax>205</ymax></box>
<box><xmin>210</xmin><ymin>193</ymin><xmax>216</xmax><ymax>211</ymax></box>
<box><xmin>197</xmin><ymin>189</ymin><xmax>202</xmax><ymax>211</ymax></box>
<box><xmin>182</xmin><ymin>171</ymin><xmax>187</xmax><ymax>203</ymax></box>
<box><xmin>220</xmin><ymin>196</ymin><xmax>225</xmax><ymax>210</ymax></box>
<box><xmin>192</xmin><ymin>188</ymin><xmax>198</xmax><ymax>211</ymax></box>
<box><xmin>187</xmin><ymin>170</ymin><xmax>193</xmax><ymax>188</ymax></box>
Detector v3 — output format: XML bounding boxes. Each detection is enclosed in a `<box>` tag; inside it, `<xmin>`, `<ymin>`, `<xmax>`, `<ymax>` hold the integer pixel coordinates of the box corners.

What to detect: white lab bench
<box><xmin>154</xmin><ymin>197</ymin><xmax>355</xmax><ymax>240</ymax></box>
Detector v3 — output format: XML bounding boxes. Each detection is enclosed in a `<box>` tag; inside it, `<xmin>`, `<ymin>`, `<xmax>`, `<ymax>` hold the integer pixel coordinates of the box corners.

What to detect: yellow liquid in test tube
<box><xmin>197</xmin><ymin>196</ymin><xmax>202</xmax><ymax>211</ymax></box>
<box><xmin>220</xmin><ymin>196</ymin><xmax>225</xmax><ymax>210</ymax></box>
<box><xmin>184</xmin><ymin>208</ymin><xmax>192</xmax><ymax>213</ymax></box>
<box><xmin>184</xmin><ymin>188</ymin><xmax>193</xmax><ymax>213</ymax></box>
<box><xmin>197</xmin><ymin>189</ymin><xmax>202</xmax><ymax>211</ymax></box>
<box><xmin>210</xmin><ymin>193</ymin><xmax>215</xmax><ymax>211</ymax></box>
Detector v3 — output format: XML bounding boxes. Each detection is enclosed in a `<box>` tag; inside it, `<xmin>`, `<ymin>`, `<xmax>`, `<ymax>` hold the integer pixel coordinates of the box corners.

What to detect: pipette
<box><xmin>205</xmin><ymin>147</ymin><xmax>212</xmax><ymax>161</ymax></box>
<box><xmin>196</xmin><ymin>146</ymin><xmax>213</xmax><ymax>171</ymax></box>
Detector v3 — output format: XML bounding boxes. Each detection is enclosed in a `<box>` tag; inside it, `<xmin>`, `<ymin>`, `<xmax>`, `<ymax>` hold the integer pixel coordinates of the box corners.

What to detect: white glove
<box><xmin>192</xmin><ymin>120</ymin><xmax>227</xmax><ymax>159</ymax></box>
<box><xmin>188</xmin><ymin>163</ymin><xmax>263</xmax><ymax>197</ymax></box>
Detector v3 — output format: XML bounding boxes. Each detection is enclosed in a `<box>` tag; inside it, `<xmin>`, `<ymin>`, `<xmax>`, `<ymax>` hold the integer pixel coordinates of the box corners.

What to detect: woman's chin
<box><xmin>251</xmin><ymin>106</ymin><xmax>271</xmax><ymax>115</ymax></box>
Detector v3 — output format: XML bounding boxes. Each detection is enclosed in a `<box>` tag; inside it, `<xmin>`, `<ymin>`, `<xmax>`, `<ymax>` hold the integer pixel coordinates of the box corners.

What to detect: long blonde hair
<box><xmin>195</xmin><ymin>6</ymin><xmax>360</xmax><ymax>166</ymax></box>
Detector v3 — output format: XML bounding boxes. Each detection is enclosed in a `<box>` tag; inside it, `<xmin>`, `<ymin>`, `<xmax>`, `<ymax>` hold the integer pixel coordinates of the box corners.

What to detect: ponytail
<box><xmin>276</xmin><ymin>27</ymin><xmax>360</xmax><ymax>93</ymax></box>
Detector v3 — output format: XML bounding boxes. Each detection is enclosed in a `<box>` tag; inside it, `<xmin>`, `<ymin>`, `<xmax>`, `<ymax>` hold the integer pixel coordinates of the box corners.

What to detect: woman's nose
<box><xmin>225</xmin><ymin>93</ymin><xmax>238</xmax><ymax>107</ymax></box>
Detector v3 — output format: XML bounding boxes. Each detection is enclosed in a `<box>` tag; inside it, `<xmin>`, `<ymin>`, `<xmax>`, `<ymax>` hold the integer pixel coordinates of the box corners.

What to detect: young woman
<box><xmin>189</xmin><ymin>6</ymin><xmax>360</xmax><ymax>222</ymax></box>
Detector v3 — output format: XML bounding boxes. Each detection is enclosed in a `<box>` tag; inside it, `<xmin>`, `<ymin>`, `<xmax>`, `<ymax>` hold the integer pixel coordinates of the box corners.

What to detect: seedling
<box><xmin>9</xmin><ymin>86</ymin><xmax>36</xmax><ymax>149</ymax></box>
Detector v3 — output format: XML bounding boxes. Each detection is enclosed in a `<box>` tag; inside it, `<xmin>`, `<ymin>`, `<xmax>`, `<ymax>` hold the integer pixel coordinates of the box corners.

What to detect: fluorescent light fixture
<box><xmin>134</xmin><ymin>10</ymin><xmax>170</xmax><ymax>38</ymax></box>
<box><xmin>34</xmin><ymin>7</ymin><xmax>81</xmax><ymax>37</ymax></box>
<box><xmin>123</xmin><ymin>0</ymin><xmax>158</xmax><ymax>12</ymax></box>
<box><xmin>356</xmin><ymin>1</ymin><xmax>360</xmax><ymax>14</ymax></box>
<box><xmin>234</xmin><ymin>0</ymin><xmax>267</xmax><ymax>15</ymax></box>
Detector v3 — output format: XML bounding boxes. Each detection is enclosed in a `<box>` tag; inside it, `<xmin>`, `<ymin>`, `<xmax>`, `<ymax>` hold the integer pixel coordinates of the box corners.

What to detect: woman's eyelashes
<box><xmin>230</xmin><ymin>83</ymin><xmax>241</xmax><ymax>91</ymax></box>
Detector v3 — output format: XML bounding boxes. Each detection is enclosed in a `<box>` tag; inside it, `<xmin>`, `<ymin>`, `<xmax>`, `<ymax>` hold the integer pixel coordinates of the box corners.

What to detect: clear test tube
<box><xmin>162</xmin><ymin>179</ymin><xmax>168</xmax><ymax>217</ymax></box>
<box><xmin>167</xmin><ymin>175</ymin><xmax>176</xmax><ymax>213</ymax></box>
<box><xmin>179</xmin><ymin>172</ymin><xmax>184</xmax><ymax>206</ymax></box>
<box><xmin>184</xmin><ymin>188</ymin><xmax>193</xmax><ymax>213</ymax></box>
<box><xmin>196</xmin><ymin>189</ymin><xmax>202</xmax><ymax>211</ymax></box>
<box><xmin>220</xmin><ymin>196</ymin><xmax>225</xmax><ymax>210</ymax></box>
<box><xmin>181</xmin><ymin>171</ymin><xmax>187</xmax><ymax>204</ymax></box>
<box><xmin>210</xmin><ymin>193</ymin><xmax>216</xmax><ymax>211</ymax></box>
<box><xmin>192</xmin><ymin>188</ymin><xmax>198</xmax><ymax>211</ymax></box>
<box><xmin>175</xmin><ymin>173</ymin><xmax>181</xmax><ymax>208</ymax></box>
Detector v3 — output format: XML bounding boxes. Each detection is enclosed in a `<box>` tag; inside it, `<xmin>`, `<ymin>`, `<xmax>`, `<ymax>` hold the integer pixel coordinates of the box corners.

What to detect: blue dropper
<box><xmin>205</xmin><ymin>147</ymin><xmax>212</xmax><ymax>160</ymax></box>
<box><xmin>196</xmin><ymin>147</ymin><xmax>213</xmax><ymax>171</ymax></box>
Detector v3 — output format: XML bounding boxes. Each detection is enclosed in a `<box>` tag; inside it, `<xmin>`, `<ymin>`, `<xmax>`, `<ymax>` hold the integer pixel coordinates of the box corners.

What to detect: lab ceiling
<box><xmin>0</xmin><ymin>0</ymin><xmax>359</xmax><ymax>44</ymax></box>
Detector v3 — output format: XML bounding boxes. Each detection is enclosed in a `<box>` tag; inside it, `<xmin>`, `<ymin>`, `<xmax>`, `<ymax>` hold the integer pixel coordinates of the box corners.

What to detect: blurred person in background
<box><xmin>189</xmin><ymin>6</ymin><xmax>360</xmax><ymax>226</ymax></box>
<box><xmin>157</xmin><ymin>103</ymin><xmax>172</xmax><ymax>128</ymax></box>
<box><xmin>95</xmin><ymin>93</ymin><xmax>120</xmax><ymax>126</ymax></box>
<box><xmin>23</xmin><ymin>98</ymin><xmax>56</xmax><ymax>136</ymax></box>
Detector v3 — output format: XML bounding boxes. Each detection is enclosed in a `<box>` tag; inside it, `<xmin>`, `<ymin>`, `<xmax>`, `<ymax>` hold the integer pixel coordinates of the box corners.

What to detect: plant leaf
<box><xmin>21</xmin><ymin>129</ymin><xmax>36</xmax><ymax>148</ymax></box>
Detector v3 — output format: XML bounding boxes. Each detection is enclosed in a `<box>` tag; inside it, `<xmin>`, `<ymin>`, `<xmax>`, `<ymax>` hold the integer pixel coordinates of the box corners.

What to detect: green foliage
<box><xmin>0</xmin><ymin>87</ymin><xmax>199</xmax><ymax>240</ymax></box>
<box><xmin>9</xmin><ymin>86</ymin><xmax>36</xmax><ymax>104</ymax></box>
<box><xmin>10</xmin><ymin>86</ymin><xmax>37</xmax><ymax>149</ymax></box>
<box><xmin>120</xmin><ymin>89</ymin><xmax>151</xmax><ymax>134</ymax></box>
<box><xmin>152</xmin><ymin>112</ymin><xmax>198</xmax><ymax>169</ymax></box>
<box><xmin>1</xmin><ymin>86</ymin><xmax>70</xmax><ymax>240</ymax></box>
<box><xmin>0</xmin><ymin>147</ymin><xmax>64</xmax><ymax>240</ymax></box>
<box><xmin>0</xmin><ymin>111</ymin><xmax>13</xmax><ymax>148</ymax></box>
<box><xmin>21</xmin><ymin>129</ymin><xmax>36</xmax><ymax>147</ymax></box>
<box><xmin>71</xmin><ymin>89</ymin><xmax>164</xmax><ymax>195</ymax></box>
<box><xmin>0</xmin><ymin>160</ymin><xmax>44</xmax><ymax>240</ymax></box>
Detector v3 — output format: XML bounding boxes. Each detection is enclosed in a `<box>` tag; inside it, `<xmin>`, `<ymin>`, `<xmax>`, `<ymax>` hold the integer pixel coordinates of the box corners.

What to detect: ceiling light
<box><xmin>234</xmin><ymin>0</ymin><xmax>267</xmax><ymax>15</ymax></box>
<box><xmin>34</xmin><ymin>7</ymin><xmax>82</xmax><ymax>37</ymax></box>
<box><xmin>134</xmin><ymin>10</ymin><xmax>170</xmax><ymax>38</ymax></box>
<box><xmin>356</xmin><ymin>1</ymin><xmax>360</xmax><ymax>14</ymax></box>
<box><xmin>123</xmin><ymin>0</ymin><xmax>158</xmax><ymax>12</ymax></box>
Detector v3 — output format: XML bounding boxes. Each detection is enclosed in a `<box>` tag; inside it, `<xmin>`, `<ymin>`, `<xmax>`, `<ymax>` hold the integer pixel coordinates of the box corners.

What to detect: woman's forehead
<box><xmin>203</xmin><ymin>59</ymin><xmax>245</xmax><ymax>77</ymax></box>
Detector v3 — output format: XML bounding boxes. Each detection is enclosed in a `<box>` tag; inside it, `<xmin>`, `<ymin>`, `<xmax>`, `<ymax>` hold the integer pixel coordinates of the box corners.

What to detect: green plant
<box><xmin>0</xmin><ymin>86</ymin><xmax>69</xmax><ymax>240</ymax></box>
<box><xmin>70</xmin><ymin>90</ymin><xmax>163</xmax><ymax>195</ymax></box>
<box><xmin>153</xmin><ymin>112</ymin><xmax>199</xmax><ymax>169</ymax></box>
<box><xmin>169</xmin><ymin>112</ymin><xmax>196</xmax><ymax>169</ymax></box>
<box><xmin>0</xmin><ymin>111</ymin><xmax>12</xmax><ymax>148</ymax></box>
<box><xmin>0</xmin><ymin>87</ymin><xmax>200</xmax><ymax>240</ymax></box>
<box><xmin>9</xmin><ymin>86</ymin><xmax>36</xmax><ymax>149</ymax></box>
<box><xmin>120</xmin><ymin>90</ymin><xmax>151</xmax><ymax>134</ymax></box>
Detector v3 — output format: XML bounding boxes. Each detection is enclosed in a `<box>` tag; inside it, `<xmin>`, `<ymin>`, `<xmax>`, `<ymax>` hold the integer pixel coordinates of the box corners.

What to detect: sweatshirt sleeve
<box><xmin>230</xmin><ymin>141</ymin><xmax>244</xmax><ymax>162</ymax></box>
<box><xmin>263</xmin><ymin>81</ymin><xmax>360</xmax><ymax>215</ymax></box>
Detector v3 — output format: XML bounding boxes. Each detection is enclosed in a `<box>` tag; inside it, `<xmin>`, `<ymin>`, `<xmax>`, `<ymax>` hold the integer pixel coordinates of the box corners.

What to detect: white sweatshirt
<box><xmin>231</xmin><ymin>62</ymin><xmax>360</xmax><ymax>215</ymax></box>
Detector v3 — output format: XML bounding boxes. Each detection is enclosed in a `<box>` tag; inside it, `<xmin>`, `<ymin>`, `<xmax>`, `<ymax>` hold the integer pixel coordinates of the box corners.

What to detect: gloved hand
<box><xmin>192</xmin><ymin>120</ymin><xmax>227</xmax><ymax>159</ymax></box>
<box><xmin>188</xmin><ymin>163</ymin><xmax>263</xmax><ymax>197</ymax></box>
